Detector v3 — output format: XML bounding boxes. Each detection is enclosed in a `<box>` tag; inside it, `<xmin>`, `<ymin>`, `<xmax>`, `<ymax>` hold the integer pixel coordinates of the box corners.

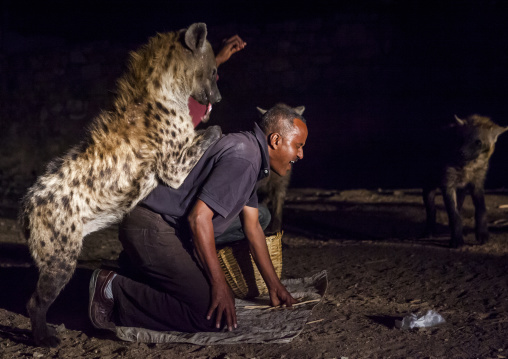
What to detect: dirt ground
<box><xmin>1</xmin><ymin>188</ymin><xmax>508</xmax><ymax>359</ymax></box>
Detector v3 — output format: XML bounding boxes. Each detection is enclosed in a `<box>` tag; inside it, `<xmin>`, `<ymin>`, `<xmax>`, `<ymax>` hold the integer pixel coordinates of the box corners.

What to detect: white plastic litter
<box><xmin>395</xmin><ymin>310</ymin><xmax>445</xmax><ymax>329</ymax></box>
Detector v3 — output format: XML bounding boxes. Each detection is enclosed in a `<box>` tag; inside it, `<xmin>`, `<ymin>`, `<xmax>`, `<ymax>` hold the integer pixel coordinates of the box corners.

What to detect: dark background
<box><xmin>2</xmin><ymin>0</ymin><xmax>508</xmax><ymax>194</ymax></box>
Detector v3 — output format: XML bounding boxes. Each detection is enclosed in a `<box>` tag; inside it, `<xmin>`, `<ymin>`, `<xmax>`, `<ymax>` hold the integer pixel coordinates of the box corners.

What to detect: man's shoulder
<box><xmin>215</xmin><ymin>131</ymin><xmax>259</xmax><ymax>158</ymax></box>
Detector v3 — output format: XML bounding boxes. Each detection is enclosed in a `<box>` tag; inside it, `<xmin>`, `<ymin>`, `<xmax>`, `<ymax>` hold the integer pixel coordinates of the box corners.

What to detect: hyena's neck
<box><xmin>115</xmin><ymin>78</ymin><xmax>190</xmax><ymax>109</ymax></box>
<box><xmin>114</xmin><ymin>55</ymin><xmax>192</xmax><ymax>113</ymax></box>
<box><xmin>147</xmin><ymin>89</ymin><xmax>189</xmax><ymax>111</ymax></box>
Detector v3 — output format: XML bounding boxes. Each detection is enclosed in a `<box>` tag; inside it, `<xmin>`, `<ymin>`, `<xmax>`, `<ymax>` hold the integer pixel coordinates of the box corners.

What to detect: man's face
<box><xmin>268</xmin><ymin>118</ymin><xmax>308</xmax><ymax>176</ymax></box>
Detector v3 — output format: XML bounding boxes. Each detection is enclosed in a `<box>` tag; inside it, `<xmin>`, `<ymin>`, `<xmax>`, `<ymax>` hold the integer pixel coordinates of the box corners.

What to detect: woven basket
<box><xmin>217</xmin><ymin>232</ymin><xmax>283</xmax><ymax>299</ymax></box>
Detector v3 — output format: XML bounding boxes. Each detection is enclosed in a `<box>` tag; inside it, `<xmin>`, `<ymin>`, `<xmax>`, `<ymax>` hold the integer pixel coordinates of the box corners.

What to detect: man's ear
<box><xmin>268</xmin><ymin>133</ymin><xmax>282</xmax><ymax>149</ymax></box>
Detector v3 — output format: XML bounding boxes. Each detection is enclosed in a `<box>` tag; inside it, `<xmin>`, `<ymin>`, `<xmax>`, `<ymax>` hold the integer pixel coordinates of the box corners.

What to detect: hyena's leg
<box><xmin>422</xmin><ymin>187</ymin><xmax>437</xmax><ymax>237</ymax></box>
<box><xmin>160</xmin><ymin>125</ymin><xmax>221</xmax><ymax>189</ymax></box>
<box><xmin>27</xmin><ymin>228</ymin><xmax>81</xmax><ymax>347</ymax></box>
<box><xmin>441</xmin><ymin>187</ymin><xmax>464</xmax><ymax>248</ymax></box>
<box><xmin>28</xmin><ymin>259</ymin><xmax>77</xmax><ymax>347</ymax></box>
<box><xmin>265</xmin><ymin>171</ymin><xmax>291</xmax><ymax>234</ymax></box>
<box><xmin>456</xmin><ymin>188</ymin><xmax>467</xmax><ymax>212</ymax></box>
<box><xmin>471</xmin><ymin>185</ymin><xmax>489</xmax><ymax>244</ymax></box>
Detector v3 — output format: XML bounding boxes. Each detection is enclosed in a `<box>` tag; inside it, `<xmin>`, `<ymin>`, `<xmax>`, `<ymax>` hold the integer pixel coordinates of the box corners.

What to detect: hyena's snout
<box><xmin>209</xmin><ymin>83</ymin><xmax>221</xmax><ymax>104</ymax></box>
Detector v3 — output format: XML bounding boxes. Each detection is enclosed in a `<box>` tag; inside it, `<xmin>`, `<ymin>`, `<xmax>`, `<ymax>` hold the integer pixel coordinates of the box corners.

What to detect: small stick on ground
<box><xmin>241</xmin><ymin>298</ymin><xmax>321</xmax><ymax>310</ymax></box>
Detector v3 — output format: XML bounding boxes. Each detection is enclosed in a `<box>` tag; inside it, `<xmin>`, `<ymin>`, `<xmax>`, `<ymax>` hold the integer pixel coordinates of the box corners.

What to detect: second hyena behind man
<box><xmin>423</xmin><ymin>114</ymin><xmax>507</xmax><ymax>248</ymax></box>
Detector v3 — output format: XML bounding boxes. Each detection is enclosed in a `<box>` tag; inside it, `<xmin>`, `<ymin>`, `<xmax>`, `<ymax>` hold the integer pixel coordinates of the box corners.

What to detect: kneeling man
<box><xmin>89</xmin><ymin>103</ymin><xmax>308</xmax><ymax>333</ymax></box>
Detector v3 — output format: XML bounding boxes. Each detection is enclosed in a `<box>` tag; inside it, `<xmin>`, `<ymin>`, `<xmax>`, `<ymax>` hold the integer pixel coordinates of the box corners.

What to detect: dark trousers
<box><xmin>112</xmin><ymin>204</ymin><xmax>271</xmax><ymax>332</ymax></box>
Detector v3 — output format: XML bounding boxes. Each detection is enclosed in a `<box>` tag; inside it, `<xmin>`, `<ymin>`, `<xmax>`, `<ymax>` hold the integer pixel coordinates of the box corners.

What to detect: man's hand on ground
<box><xmin>207</xmin><ymin>281</ymin><xmax>237</xmax><ymax>331</ymax></box>
<box><xmin>269</xmin><ymin>285</ymin><xmax>298</xmax><ymax>308</ymax></box>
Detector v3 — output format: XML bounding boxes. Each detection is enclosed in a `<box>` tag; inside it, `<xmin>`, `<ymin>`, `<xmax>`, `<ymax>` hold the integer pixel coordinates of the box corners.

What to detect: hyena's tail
<box><xmin>18</xmin><ymin>196</ymin><xmax>31</xmax><ymax>242</ymax></box>
<box><xmin>18</xmin><ymin>213</ymin><xmax>30</xmax><ymax>240</ymax></box>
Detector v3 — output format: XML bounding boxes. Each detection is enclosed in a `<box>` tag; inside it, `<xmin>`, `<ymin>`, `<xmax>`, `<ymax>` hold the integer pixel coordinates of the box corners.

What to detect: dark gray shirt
<box><xmin>141</xmin><ymin>123</ymin><xmax>270</xmax><ymax>237</ymax></box>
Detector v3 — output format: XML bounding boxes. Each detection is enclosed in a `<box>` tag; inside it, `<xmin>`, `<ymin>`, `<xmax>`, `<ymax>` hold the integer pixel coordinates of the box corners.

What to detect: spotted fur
<box><xmin>19</xmin><ymin>22</ymin><xmax>222</xmax><ymax>347</ymax></box>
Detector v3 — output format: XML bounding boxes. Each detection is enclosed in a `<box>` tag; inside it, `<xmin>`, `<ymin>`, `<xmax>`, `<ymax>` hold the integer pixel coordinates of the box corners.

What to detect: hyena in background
<box><xmin>256</xmin><ymin>105</ymin><xmax>305</xmax><ymax>234</ymax></box>
<box><xmin>19</xmin><ymin>23</ymin><xmax>222</xmax><ymax>347</ymax></box>
<box><xmin>423</xmin><ymin>114</ymin><xmax>508</xmax><ymax>248</ymax></box>
<box><xmin>257</xmin><ymin>170</ymin><xmax>292</xmax><ymax>234</ymax></box>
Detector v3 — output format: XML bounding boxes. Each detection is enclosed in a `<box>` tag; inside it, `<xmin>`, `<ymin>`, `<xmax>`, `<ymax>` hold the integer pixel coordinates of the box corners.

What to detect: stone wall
<box><xmin>1</xmin><ymin>10</ymin><xmax>508</xmax><ymax>203</ymax></box>
<box><xmin>0</xmin><ymin>16</ymin><xmax>395</xmax><ymax>189</ymax></box>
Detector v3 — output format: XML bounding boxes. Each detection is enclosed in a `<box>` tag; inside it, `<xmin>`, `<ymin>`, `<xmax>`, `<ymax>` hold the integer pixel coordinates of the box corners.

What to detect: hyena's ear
<box><xmin>454</xmin><ymin>114</ymin><xmax>466</xmax><ymax>126</ymax></box>
<box><xmin>257</xmin><ymin>106</ymin><xmax>267</xmax><ymax>115</ymax></box>
<box><xmin>294</xmin><ymin>106</ymin><xmax>305</xmax><ymax>115</ymax></box>
<box><xmin>184</xmin><ymin>23</ymin><xmax>207</xmax><ymax>53</ymax></box>
<box><xmin>497</xmin><ymin>126</ymin><xmax>508</xmax><ymax>137</ymax></box>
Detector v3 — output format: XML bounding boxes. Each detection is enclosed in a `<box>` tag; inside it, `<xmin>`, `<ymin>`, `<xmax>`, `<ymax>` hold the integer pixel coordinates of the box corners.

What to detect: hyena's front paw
<box><xmin>196</xmin><ymin>125</ymin><xmax>222</xmax><ymax>149</ymax></box>
<box><xmin>161</xmin><ymin>126</ymin><xmax>222</xmax><ymax>189</ymax></box>
<box><xmin>476</xmin><ymin>230</ymin><xmax>489</xmax><ymax>245</ymax></box>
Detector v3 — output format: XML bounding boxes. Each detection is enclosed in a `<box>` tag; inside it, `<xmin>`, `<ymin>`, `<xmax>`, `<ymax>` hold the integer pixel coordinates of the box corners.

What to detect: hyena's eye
<box><xmin>475</xmin><ymin>139</ymin><xmax>482</xmax><ymax>147</ymax></box>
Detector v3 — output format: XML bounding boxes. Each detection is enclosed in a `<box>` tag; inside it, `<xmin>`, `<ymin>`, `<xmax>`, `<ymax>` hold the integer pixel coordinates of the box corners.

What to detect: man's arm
<box><xmin>215</xmin><ymin>35</ymin><xmax>246</xmax><ymax>67</ymax></box>
<box><xmin>241</xmin><ymin>206</ymin><xmax>298</xmax><ymax>307</ymax></box>
<box><xmin>188</xmin><ymin>199</ymin><xmax>237</xmax><ymax>331</ymax></box>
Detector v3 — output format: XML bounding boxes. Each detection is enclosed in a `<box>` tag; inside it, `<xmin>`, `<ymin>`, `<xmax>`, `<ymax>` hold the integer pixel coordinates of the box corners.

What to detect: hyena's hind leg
<box><xmin>26</xmin><ymin>228</ymin><xmax>82</xmax><ymax>347</ymax></box>
<box><xmin>161</xmin><ymin>125</ymin><xmax>222</xmax><ymax>188</ymax></box>
<box><xmin>422</xmin><ymin>187</ymin><xmax>437</xmax><ymax>237</ymax></box>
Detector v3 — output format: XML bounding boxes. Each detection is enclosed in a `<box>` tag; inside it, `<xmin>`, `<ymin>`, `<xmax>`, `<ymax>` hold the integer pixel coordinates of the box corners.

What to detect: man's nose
<box><xmin>297</xmin><ymin>148</ymin><xmax>304</xmax><ymax>160</ymax></box>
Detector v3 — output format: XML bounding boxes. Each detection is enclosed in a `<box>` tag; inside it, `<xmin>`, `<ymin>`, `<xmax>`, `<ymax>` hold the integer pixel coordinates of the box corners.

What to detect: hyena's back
<box><xmin>21</xmin><ymin>116</ymin><xmax>158</xmax><ymax>244</ymax></box>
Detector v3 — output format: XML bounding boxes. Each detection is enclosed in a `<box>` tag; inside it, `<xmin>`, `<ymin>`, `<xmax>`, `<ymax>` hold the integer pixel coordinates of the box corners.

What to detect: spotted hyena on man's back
<box><xmin>19</xmin><ymin>23</ymin><xmax>222</xmax><ymax>347</ymax></box>
<box><xmin>422</xmin><ymin>114</ymin><xmax>507</xmax><ymax>248</ymax></box>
